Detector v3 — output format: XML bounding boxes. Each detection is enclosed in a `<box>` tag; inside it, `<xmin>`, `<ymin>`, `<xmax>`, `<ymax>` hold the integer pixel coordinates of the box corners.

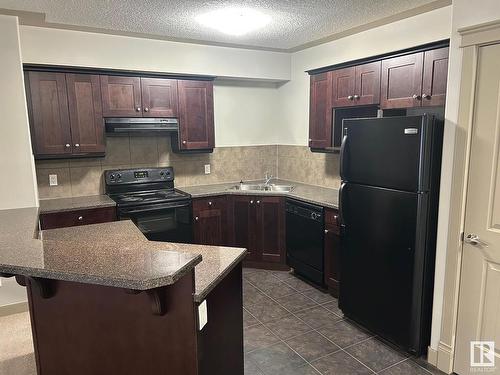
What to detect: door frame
<box><xmin>434</xmin><ymin>20</ymin><xmax>500</xmax><ymax>374</ymax></box>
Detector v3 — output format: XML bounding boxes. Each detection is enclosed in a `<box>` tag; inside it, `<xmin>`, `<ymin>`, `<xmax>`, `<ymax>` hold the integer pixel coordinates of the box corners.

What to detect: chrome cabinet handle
<box><xmin>195</xmin><ymin>216</ymin><xmax>199</xmax><ymax>221</ymax></box>
<box><xmin>74</xmin><ymin>144</ymin><xmax>80</xmax><ymax>148</ymax></box>
<box><xmin>353</xmin><ymin>95</ymin><xmax>360</xmax><ymax>100</ymax></box>
<box><xmin>250</xmin><ymin>200</ymin><xmax>254</xmax><ymax>204</ymax></box>
<box><xmin>256</xmin><ymin>200</ymin><xmax>260</xmax><ymax>204</ymax></box>
<box><xmin>464</xmin><ymin>233</ymin><xmax>489</xmax><ymax>247</ymax></box>
<box><xmin>78</xmin><ymin>216</ymin><xmax>83</xmax><ymax>221</ymax></box>
<box><xmin>422</xmin><ymin>93</ymin><xmax>431</xmax><ymax>99</ymax></box>
<box><xmin>136</xmin><ymin>107</ymin><xmax>141</xmax><ymax>112</ymax></box>
<box><xmin>182</xmin><ymin>140</ymin><xmax>187</xmax><ymax>145</ymax></box>
<box><xmin>334</xmin><ymin>215</ymin><xmax>338</xmax><ymax>220</ymax></box>
<box><xmin>144</xmin><ymin>107</ymin><xmax>149</xmax><ymax>112</ymax></box>
<box><xmin>347</xmin><ymin>95</ymin><xmax>354</xmax><ymax>100</ymax></box>
<box><xmin>208</xmin><ymin>201</ymin><xmax>212</xmax><ymax>206</ymax></box>
<box><xmin>65</xmin><ymin>143</ymin><xmax>71</xmax><ymax>148</ymax></box>
<box><xmin>412</xmin><ymin>94</ymin><xmax>422</xmax><ymax>100</ymax></box>
<box><xmin>324</xmin><ymin>229</ymin><xmax>329</xmax><ymax>234</ymax></box>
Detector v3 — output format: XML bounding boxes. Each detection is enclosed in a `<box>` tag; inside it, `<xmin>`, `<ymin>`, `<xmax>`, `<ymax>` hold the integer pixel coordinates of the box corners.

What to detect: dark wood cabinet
<box><xmin>231</xmin><ymin>196</ymin><xmax>259</xmax><ymax>261</ymax></box>
<box><xmin>331</xmin><ymin>62</ymin><xmax>381</xmax><ymax>107</ymax></box>
<box><xmin>309</xmin><ymin>73</ymin><xmax>332</xmax><ymax>148</ymax></box>
<box><xmin>27</xmin><ymin>72</ymin><xmax>105</xmax><ymax>158</ymax></box>
<box><xmin>354</xmin><ymin>61</ymin><xmax>381</xmax><ymax>106</ymax></box>
<box><xmin>324</xmin><ymin>208</ymin><xmax>340</xmax><ymax>297</ymax></box>
<box><xmin>100</xmin><ymin>76</ymin><xmax>142</xmax><ymax>117</ymax></box>
<box><xmin>229</xmin><ymin>195</ymin><xmax>285</xmax><ymax>266</ymax></box>
<box><xmin>258</xmin><ymin>197</ymin><xmax>285</xmax><ymax>264</ymax></box>
<box><xmin>66</xmin><ymin>74</ymin><xmax>105</xmax><ymax>154</ymax></box>
<box><xmin>381</xmin><ymin>52</ymin><xmax>424</xmax><ymax>109</ymax></box>
<box><xmin>27</xmin><ymin>72</ymin><xmax>73</xmax><ymax>157</ymax></box>
<box><xmin>140</xmin><ymin>78</ymin><xmax>178</xmax><ymax>117</ymax></box>
<box><xmin>193</xmin><ymin>196</ymin><xmax>228</xmax><ymax>246</ymax></box>
<box><xmin>176</xmin><ymin>80</ymin><xmax>215</xmax><ymax>151</ymax></box>
<box><xmin>39</xmin><ymin>206</ymin><xmax>117</xmax><ymax>230</ymax></box>
<box><xmin>330</xmin><ymin>67</ymin><xmax>355</xmax><ymax>107</ymax></box>
<box><xmin>422</xmin><ymin>47</ymin><xmax>449</xmax><ymax>107</ymax></box>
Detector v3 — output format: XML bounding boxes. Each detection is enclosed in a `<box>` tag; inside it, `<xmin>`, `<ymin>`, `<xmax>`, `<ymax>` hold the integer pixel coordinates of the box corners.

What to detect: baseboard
<box><xmin>437</xmin><ymin>341</ymin><xmax>454</xmax><ymax>374</ymax></box>
<box><xmin>0</xmin><ymin>301</ymin><xmax>28</xmax><ymax>317</ymax></box>
<box><xmin>427</xmin><ymin>346</ymin><xmax>438</xmax><ymax>366</ymax></box>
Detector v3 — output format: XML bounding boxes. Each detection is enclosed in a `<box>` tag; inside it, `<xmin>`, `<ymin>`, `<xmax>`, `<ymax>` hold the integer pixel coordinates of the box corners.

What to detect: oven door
<box><xmin>118</xmin><ymin>200</ymin><xmax>193</xmax><ymax>243</ymax></box>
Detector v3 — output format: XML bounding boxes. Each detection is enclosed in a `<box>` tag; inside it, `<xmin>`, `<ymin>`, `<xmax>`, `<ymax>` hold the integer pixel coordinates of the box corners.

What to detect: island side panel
<box><xmin>196</xmin><ymin>263</ymin><xmax>244</xmax><ymax>375</ymax></box>
<box><xmin>26</xmin><ymin>272</ymin><xmax>198</xmax><ymax>375</ymax></box>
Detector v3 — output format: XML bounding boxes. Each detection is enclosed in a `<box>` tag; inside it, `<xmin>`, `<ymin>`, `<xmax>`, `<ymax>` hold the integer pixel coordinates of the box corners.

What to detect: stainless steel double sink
<box><xmin>229</xmin><ymin>183</ymin><xmax>294</xmax><ymax>193</ymax></box>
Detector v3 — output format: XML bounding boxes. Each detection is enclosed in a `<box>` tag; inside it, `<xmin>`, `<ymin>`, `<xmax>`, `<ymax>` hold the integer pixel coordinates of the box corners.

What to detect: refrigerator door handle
<box><xmin>340</xmin><ymin>134</ymin><xmax>348</xmax><ymax>180</ymax></box>
<box><xmin>338</xmin><ymin>182</ymin><xmax>345</xmax><ymax>225</ymax></box>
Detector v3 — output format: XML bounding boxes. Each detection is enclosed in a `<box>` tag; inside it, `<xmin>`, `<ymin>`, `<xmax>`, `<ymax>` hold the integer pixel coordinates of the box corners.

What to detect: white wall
<box><xmin>0</xmin><ymin>16</ymin><xmax>38</xmax><ymax>210</ymax></box>
<box><xmin>18</xmin><ymin>26</ymin><xmax>290</xmax><ymax>147</ymax></box>
<box><xmin>0</xmin><ymin>15</ymin><xmax>37</xmax><ymax>308</ymax></box>
<box><xmin>279</xmin><ymin>6</ymin><xmax>452</xmax><ymax>145</ymax></box>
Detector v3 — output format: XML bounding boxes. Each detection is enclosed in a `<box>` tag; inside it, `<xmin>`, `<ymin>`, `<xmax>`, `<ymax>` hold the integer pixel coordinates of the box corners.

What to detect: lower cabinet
<box><xmin>39</xmin><ymin>206</ymin><xmax>117</xmax><ymax>230</ymax></box>
<box><xmin>229</xmin><ymin>195</ymin><xmax>285</xmax><ymax>266</ymax></box>
<box><xmin>324</xmin><ymin>208</ymin><xmax>341</xmax><ymax>297</ymax></box>
<box><xmin>192</xmin><ymin>196</ymin><xmax>228</xmax><ymax>246</ymax></box>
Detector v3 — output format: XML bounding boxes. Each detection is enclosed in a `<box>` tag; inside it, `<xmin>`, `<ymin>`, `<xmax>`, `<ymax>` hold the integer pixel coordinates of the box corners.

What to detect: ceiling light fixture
<box><xmin>196</xmin><ymin>7</ymin><xmax>271</xmax><ymax>36</ymax></box>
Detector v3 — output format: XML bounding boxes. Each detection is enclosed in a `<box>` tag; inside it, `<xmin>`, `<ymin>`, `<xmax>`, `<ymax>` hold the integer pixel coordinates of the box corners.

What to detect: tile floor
<box><xmin>0</xmin><ymin>268</ymin><xmax>445</xmax><ymax>375</ymax></box>
<box><xmin>243</xmin><ymin>268</ymin><xmax>444</xmax><ymax>375</ymax></box>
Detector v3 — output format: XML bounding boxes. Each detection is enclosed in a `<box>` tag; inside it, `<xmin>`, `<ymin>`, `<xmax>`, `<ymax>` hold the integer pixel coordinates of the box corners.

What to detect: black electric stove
<box><xmin>105</xmin><ymin>167</ymin><xmax>193</xmax><ymax>243</ymax></box>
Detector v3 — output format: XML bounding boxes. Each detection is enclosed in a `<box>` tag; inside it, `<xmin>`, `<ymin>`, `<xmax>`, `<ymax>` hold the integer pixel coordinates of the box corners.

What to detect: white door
<box><xmin>454</xmin><ymin>42</ymin><xmax>500</xmax><ymax>374</ymax></box>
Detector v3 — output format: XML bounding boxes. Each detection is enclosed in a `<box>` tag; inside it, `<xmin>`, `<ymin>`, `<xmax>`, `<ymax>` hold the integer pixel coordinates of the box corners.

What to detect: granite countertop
<box><xmin>180</xmin><ymin>179</ymin><xmax>339</xmax><ymax>209</ymax></box>
<box><xmin>39</xmin><ymin>195</ymin><xmax>116</xmax><ymax>213</ymax></box>
<box><xmin>0</xmin><ymin>207</ymin><xmax>201</xmax><ymax>290</ymax></box>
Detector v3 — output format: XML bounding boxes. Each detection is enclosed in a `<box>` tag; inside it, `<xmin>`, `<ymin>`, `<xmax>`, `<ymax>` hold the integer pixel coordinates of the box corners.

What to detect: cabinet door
<box><xmin>27</xmin><ymin>72</ymin><xmax>72</xmax><ymax>157</ymax></box>
<box><xmin>324</xmin><ymin>209</ymin><xmax>340</xmax><ymax>297</ymax></box>
<box><xmin>258</xmin><ymin>197</ymin><xmax>285</xmax><ymax>264</ymax></box>
<box><xmin>66</xmin><ymin>74</ymin><xmax>105</xmax><ymax>154</ymax></box>
<box><xmin>100</xmin><ymin>76</ymin><xmax>142</xmax><ymax>117</ymax></box>
<box><xmin>381</xmin><ymin>52</ymin><xmax>424</xmax><ymax>109</ymax></box>
<box><xmin>309</xmin><ymin>73</ymin><xmax>332</xmax><ymax>148</ymax></box>
<box><xmin>422</xmin><ymin>47</ymin><xmax>449</xmax><ymax>107</ymax></box>
<box><xmin>141</xmin><ymin>78</ymin><xmax>178</xmax><ymax>117</ymax></box>
<box><xmin>177</xmin><ymin>80</ymin><xmax>214</xmax><ymax>150</ymax></box>
<box><xmin>193</xmin><ymin>197</ymin><xmax>228</xmax><ymax>246</ymax></box>
<box><xmin>331</xmin><ymin>67</ymin><xmax>356</xmax><ymax>107</ymax></box>
<box><xmin>354</xmin><ymin>61</ymin><xmax>381</xmax><ymax>106</ymax></box>
<box><xmin>232</xmin><ymin>196</ymin><xmax>259</xmax><ymax>261</ymax></box>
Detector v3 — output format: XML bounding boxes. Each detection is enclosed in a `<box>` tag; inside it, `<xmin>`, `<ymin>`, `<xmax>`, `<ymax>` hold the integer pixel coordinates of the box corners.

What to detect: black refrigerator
<box><xmin>338</xmin><ymin>114</ymin><xmax>443</xmax><ymax>355</ymax></box>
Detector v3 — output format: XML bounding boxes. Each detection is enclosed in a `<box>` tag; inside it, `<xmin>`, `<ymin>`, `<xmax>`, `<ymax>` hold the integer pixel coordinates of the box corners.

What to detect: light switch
<box><xmin>49</xmin><ymin>174</ymin><xmax>58</xmax><ymax>186</ymax></box>
<box><xmin>198</xmin><ymin>300</ymin><xmax>208</xmax><ymax>330</ymax></box>
<box><xmin>204</xmin><ymin>164</ymin><xmax>211</xmax><ymax>174</ymax></box>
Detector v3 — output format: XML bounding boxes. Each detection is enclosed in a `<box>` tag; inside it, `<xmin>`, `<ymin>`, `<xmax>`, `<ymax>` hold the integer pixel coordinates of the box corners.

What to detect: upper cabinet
<box><xmin>309</xmin><ymin>73</ymin><xmax>332</xmax><ymax>149</ymax></box>
<box><xmin>141</xmin><ymin>78</ymin><xmax>178</xmax><ymax>117</ymax></box>
<box><xmin>381</xmin><ymin>47</ymin><xmax>449</xmax><ymax>109</ymax></box>
<box><xmin>100</xmin><ymin>76</ymin><xmax>142</xmax><ymax>117</ymax></box>
<box><xmin>175</xmin><ymin>80</ymin><xmax>215</xmax><ymax>151</ymax></box>
<box><xmin>27</xmin><ymin>72</ymin><xmax>105</xmax><ymax>158</ymax></box>
<box><xmin>308</xmin><ymin>43</ymin><xmax>449</xmax><ymax>152</ymax></box>
<box><xmin>331</xmin><ymin>61</ymin><xmax>380</xmax><ymax>107</ymax></box>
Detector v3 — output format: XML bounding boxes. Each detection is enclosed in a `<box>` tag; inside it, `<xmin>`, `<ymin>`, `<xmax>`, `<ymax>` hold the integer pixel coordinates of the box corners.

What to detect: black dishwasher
<box><xmin>286</xmin><ymin>199</ymin><xmax>325</xmax><ymax>286</ymax></box>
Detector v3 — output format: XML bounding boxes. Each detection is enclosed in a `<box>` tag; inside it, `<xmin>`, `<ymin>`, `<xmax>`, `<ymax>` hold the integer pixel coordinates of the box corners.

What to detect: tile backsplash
<box><xmin>35</xmin><ymin>137</ymin><xmax>340</xmax><ymax>199</ymax></box>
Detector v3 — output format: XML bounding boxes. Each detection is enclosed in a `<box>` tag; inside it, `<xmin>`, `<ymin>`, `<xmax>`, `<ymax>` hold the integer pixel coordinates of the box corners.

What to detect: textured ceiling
<box><xmin>0</xmin><ymin>0</ymin><xmax>446</xmax><ymax>51</ymax></box>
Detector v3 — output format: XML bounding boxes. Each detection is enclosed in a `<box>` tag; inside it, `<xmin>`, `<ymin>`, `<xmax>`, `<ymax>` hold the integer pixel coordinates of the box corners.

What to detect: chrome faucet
<box><xmin>264</xmin><ymin>172</ymin><xmax>273</xmax><ymax>186</ymax></box>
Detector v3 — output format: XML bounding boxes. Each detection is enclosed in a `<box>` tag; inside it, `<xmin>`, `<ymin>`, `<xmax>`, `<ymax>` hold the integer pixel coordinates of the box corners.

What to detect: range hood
<box><xmin>105</xmin><ymin>118</ymin><xmax>179</xmax><ymax>133</ymax></box>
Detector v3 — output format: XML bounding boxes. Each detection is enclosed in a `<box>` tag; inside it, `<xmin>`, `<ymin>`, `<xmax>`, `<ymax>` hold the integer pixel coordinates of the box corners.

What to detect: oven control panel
<box><xmin>104</xmin><ymin>167</ymin><xmax>174</xmax><ymax>185</ymax></box>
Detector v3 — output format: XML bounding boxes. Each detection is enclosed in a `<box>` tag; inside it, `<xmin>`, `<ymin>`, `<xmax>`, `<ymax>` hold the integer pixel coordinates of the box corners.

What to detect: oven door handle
<box><xmin>121</xmin><ymin>201</ymin><xmax>191</xmax><ymax>215</ymax></box>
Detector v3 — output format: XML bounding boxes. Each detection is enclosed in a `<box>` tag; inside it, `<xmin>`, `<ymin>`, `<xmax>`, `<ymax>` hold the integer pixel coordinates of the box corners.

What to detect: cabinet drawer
<box><xmin>40</xmin><ymin>206</ymin><xmax>117</xmax><ymax>230</ymax></box>
<box><xmin>193</xmin><ymin>196</ymin><xmax>226</xmax><ymax>211</ymax></box>
<box><xmin>325</xmin><ymin>209</ymin><xmax>340</xmax><ymax>227</ymax></box>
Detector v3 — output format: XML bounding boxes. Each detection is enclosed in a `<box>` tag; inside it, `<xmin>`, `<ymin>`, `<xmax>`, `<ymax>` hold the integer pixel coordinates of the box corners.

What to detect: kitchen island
<box><xmin>0</xmin><ymin>207</ymin><xmax>246</xmax><ymax>375</ymax></box>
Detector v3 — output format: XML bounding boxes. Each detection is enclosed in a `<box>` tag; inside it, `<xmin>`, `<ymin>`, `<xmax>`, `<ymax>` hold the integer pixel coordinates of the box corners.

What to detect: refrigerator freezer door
<box><xmin>339</xmin><ymin>182</ymin><xmax>426</xmax><ymax>352</ymax></box>
<box><xmin>340</xmin><ymin>115</ymin><xmax>435</xmax><ymax>192</ymax></box>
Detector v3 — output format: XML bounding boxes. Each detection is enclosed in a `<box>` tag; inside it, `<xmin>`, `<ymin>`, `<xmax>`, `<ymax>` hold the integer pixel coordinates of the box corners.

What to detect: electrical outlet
<box><xmin>49</xmin><ymin>174</ymin><xmax>58</xmax><ymax>186</ymax></box>
<box><xmin>198</xmin><ymin>300</ymin><xmax>208</xmax><ymax>330</ymax></box>
<box><xmin>204</xmin><ymin>164</ymin><xmax>211</xmax><ymax>174</ymax></box>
